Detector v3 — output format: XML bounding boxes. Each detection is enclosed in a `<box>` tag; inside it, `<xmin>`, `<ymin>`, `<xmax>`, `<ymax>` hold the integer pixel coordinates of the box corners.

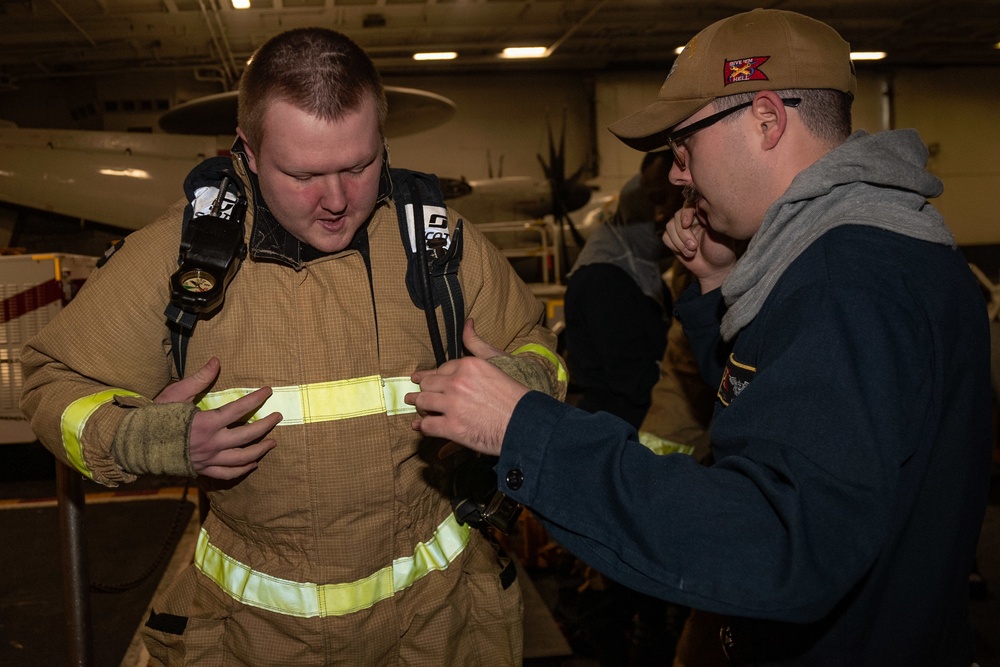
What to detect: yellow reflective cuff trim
<box><xmin>61</xmin><ymin>389</ymin><xmax>144</xmax><ymax>479</ymax></box>
<box><xmin>511</xmin><ymin>343</ymin><xmax>568</xmax><ymax>383</ymax></box>
<box><xmin>196</xmin><ymin>375</ymin><xmax>418</xmax><ymax>425</ymax></box>
<box><xmin>637</xmin><ymin>431</ymin><xmax>695</xmax><ymax>457</ymax></box>
<box><xmin>195</xmin><ymin>513</ymin><xmax>471</xmax><ymax>618</ymax></box>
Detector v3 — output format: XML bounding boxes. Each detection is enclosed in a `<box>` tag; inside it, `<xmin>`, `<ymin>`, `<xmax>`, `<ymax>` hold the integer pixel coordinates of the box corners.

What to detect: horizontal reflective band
<box><xmin>637</xmin><ymin>431</ymin><xmax>695</xmax><ymax>457</ymax></box>
<box><xmin>195</xmin><ymin>513</ymin><xmax>471</xmax><ymax>618</ymax></box>
<box><xmin>197</xmin><ymin>375</ymin><xmax>418</xmax><ymax>425</ymax></box>
<box><xmin>61</xmin><ymin>389</ymin><xmax>143</xmax><ymax>479</ymax></box>
<box><xmin>511</xmin><ymin>343</ymin><xmax>568</xmax><ymax>383</ymax></box>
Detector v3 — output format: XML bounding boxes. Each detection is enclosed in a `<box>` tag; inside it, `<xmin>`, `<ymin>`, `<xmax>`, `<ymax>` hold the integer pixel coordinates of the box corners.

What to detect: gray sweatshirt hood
<box><xmin>720</xmin><ymin>129</ymin><xmax>955</xmax><ymax>340</ymax></box>
<box><xmin>570</xmin><ymin>173</ymin><xmax>669</xmax><ymax>307</ymax></box>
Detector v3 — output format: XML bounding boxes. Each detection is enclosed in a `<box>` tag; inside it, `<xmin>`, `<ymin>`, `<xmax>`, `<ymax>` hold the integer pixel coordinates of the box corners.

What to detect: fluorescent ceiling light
<box><xmin>231</xmin><ymin>0</ymin><xmax>250</xmax><ymax>8</ymax></box>
<box><xmin>501</xmin><ymin>46</ymin><xmax>549</xmax><ymax>59</ymax></box>
<box><xmin>850</xmin><ymin>51</ymin><xmax>886</xmax><ymax>60</ymax></box>
<box><xmin>413</xmin><ymin>52</ymin><xmax>458</xmax><ymax>61</ymax></box>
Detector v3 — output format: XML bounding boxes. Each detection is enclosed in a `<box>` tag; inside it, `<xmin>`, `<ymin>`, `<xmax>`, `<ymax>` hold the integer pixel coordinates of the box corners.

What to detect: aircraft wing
<box><xmin>0</xmin><ymin>127</ymin><xmax>219</xmax><ymax>231</ymax></box>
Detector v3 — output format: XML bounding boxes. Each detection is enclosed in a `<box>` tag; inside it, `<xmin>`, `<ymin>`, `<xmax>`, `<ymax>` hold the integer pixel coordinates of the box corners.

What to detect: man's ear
<box><xmin>750</xmin><ymin>91</ymin><xmax>787</xmax><ymax>151</ymax></box>
<box><xmin>236</xmin><ymin>128</ymin><xmax>259</xmax><ymax>174</ymax></box>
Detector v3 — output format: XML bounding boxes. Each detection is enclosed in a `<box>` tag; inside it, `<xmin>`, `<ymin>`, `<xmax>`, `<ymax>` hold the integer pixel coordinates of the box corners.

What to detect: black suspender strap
<box><xmin>392</xmin><ymin>168</ymin><xmax>465</xmax><ymax>365</ymax></box>
<box><xmin>408</xmin><ymin>181</ymin><xmax>449</xmax><ymax>367</ymax></box>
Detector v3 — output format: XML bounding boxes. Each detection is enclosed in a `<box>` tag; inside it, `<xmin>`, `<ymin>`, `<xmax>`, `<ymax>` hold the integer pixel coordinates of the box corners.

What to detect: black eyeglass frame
<box><xmin>667</xmin><ymin>97</ymin><xmax>802</xmax><ymax>168</ymax></box>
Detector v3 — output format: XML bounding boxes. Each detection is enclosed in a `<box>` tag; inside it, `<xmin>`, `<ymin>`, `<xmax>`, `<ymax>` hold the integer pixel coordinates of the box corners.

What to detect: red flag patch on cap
<box><xmin>725</xmin><ymin>56</ymin><xmax>770</xmax><ymax>86</ymax></box>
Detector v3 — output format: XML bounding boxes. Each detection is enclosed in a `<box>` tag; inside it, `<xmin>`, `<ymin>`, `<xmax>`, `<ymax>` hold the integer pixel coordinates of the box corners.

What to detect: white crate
<box><xmin>0</xmin><ymin>253</ymin><xmax>97</xmax><ymax>443</ymax></box>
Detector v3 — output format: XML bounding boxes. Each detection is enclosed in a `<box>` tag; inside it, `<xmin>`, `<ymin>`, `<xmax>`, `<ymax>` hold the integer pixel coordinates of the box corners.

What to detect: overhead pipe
<box><xmin>193</xmin><ymin>65</ymin><xmax>230</xmax><ymax>90</ymax></box>
<box><xmin>47</xmin><ymin>0</ymin><xmax>97</xmax><ymax>47</ymax></box>
<box><xmin>196</xmin><ymin>0</ymin><xmax>238</xmax><ymax>88</ymax></box>
<box><xmin>545</xmin><ymin>0</ymin><xmax>609</xmax><ymax>57</ymax></box>
<box><xmin>207</xmin><ymin>0</ymin><xmax>243</xmax><ymax>85</ymax></box>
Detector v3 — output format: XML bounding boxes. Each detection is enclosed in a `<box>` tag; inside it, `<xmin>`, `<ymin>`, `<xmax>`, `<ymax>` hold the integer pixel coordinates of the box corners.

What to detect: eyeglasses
<box><xmin>667</xmin><ymin>97</ymin><xmax>801</xmax><ymax>170</ymax></box>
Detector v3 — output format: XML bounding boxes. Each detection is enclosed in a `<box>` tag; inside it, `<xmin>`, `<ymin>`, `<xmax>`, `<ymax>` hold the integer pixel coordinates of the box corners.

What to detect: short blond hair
<box><xmin>237</xmin><ymin>28</ymin><xmax>388</xmax><ymax>150</ymax></box>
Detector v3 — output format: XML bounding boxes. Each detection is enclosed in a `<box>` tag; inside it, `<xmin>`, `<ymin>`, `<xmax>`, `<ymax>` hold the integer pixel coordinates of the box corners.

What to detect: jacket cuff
<box><xmin>110</xmin><ymin>402</ymin><xmax>199</xmax><ymax>478</ymax></box>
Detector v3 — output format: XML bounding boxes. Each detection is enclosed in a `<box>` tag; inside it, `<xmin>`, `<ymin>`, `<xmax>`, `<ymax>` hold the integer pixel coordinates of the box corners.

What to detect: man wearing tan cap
<box><xmin>407</xmin><ymin>9</ymin><xmax>991</xmax><ymax>665</ymax></box>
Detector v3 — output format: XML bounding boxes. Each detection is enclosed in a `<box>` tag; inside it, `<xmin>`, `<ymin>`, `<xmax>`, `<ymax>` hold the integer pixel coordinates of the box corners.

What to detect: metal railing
<box><xmin>475</xmin><ymin>219</ymin><xmax>562</xmax><ymax>284</ymax></box>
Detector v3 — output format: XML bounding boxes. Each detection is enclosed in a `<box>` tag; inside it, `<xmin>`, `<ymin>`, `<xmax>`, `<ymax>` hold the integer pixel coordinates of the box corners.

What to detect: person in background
<box><xmin>406</xmin><ymin>9</ymin><xmax>992</xmax><ymax>665</ymax></box>
<box><xmin>20</xmin><ymin>27</ymin><xmax>565</xmax><ymax>665</ymax></box>
<box><xmin>636</xmin><ymin>260</ymin><xmax>716</xmax><ymax>460</ymax></box>
<box><xmin>561</xmin><ymin>150</ymin><xmax>686</xmax><ymax>665</ymax></box>
<box><xmin>563</xmin><ymin>150</ymin><xmax>680</xmax><ymax>430</ymax></box>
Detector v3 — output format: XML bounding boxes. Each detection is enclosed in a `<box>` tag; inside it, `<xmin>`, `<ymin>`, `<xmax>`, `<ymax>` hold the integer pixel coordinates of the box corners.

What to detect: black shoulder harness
<box><xmin>390</xmin><ymin>167</ymin><xmax>465</xmax><ymax>366</ymax></box>
<box><xmin>165</xmin><ymin>156</ymin><xmax>248</xmax><ymax>377</ymax></box>
<box><xmin>164</xmin><ymin>160</ymin><xmax>463</xmax><ymax>376</ymax></box>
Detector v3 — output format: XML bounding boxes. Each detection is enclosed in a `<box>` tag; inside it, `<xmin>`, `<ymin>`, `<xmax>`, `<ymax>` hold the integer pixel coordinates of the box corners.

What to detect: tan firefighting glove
<box><xmin>487</xmin><ymin>354</ymin><xmax>555</xmax><ymax>396</ymax></box>
<box><xmin>111</xmin><ymin>401</ymin><xmax>198</xmax><ymax>478</ymax></box>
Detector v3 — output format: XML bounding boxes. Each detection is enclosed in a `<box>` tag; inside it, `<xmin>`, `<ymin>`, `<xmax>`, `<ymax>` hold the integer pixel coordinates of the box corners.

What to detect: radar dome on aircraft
<box><xmin>157</xmin><ymin>87</ymin><xmax>457</xmax><ymax>138</ymax></box>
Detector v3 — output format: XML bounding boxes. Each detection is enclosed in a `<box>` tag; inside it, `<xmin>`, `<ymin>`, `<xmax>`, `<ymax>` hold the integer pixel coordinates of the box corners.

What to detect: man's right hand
<box><xmin>404</xmin><ymin>320</ymin><xmax>529</xmax><ymax>457</ymax></box>
<box><xmin>662</xmin><ymin>205</ymin><xmax>738</xmax><ymax>293</ymax></box>
<box><xmin>155</xmin><ymin>357</ymin><xmax>282</xmax><ymax>480</ymax></box>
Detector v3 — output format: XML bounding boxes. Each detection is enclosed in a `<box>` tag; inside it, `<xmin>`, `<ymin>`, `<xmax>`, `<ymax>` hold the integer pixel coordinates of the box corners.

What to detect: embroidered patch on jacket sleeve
<box><xmin>717</xmin><ymin>353</ymin><xmax>756</xmax><ymax>406</ymax></box>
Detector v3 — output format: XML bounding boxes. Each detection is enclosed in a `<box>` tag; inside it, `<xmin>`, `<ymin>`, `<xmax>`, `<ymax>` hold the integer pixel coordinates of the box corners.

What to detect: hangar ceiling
<box><xmin>0</xmin><ymin>0</ymin><xmax>998</xmax><ymax>92</ymax></box>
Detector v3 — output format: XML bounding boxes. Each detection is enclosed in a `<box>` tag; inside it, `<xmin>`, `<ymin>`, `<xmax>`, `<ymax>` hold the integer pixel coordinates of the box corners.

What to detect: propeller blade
<box><xmin>556</xmin><ymin>108</ymin><xmax>568</xmax><ymax>178</ymax></box>
<box><xmin>536</xmin><ymin>153</ymin><xmax>554</xmax><ymax>181</ymax></box>
<box><xmin>536</xmin><ymin>107</ymin><xmax>592</xmax><ymax>279</ymax></box>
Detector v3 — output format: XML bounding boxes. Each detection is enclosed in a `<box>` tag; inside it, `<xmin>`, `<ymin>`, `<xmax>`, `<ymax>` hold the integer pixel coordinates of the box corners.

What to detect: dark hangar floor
<box><xmin>0</xmin><ymin>442</ymin><xmax>997</xmax><ymax>667</ymax></box>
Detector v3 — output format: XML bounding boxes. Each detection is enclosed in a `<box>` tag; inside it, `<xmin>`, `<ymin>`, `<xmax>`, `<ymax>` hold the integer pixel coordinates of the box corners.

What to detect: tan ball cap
<box><xmin>609</xmin><ymin>8</ymin><xmax>857</xmax><ymax>152</ymax></box>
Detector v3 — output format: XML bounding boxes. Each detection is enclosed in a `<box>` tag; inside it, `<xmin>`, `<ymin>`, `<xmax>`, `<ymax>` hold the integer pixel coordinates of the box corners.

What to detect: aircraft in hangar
<box><xmin>0</xmin><ymin>87</ymin><xmax>593</xmax><ymax>280</ymax></box>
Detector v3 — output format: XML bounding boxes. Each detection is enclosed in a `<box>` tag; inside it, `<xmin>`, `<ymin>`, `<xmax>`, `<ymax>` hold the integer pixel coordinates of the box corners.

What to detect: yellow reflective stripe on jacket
<box><xmin>61</xmin><ymin>389</ymin><xmax>143</xmax><ymax>478</ymax></box>
<box><xmin>195</xmin><ymin>513</ymin><xmax>471</xmax><ymax>618</ymax></box>
<box><xmin>196</xmin><ymin>375</ymin><xmax>418</xmax><ymax>425</ymax></box>
<box><xmin>637</xmin><ymin>430</ymin><xmax>695</xmax><ymax>457</ymax></box>
<box><xmin>511</xmin><ymin>343</ymin><xmax>568</xmax><ymax>383</ymax></box>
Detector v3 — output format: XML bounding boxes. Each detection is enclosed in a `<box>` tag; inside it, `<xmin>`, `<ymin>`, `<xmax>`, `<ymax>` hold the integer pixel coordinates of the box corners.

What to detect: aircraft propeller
<box><xmin>537</xmin><ymin>108</ymin><xmax>592</xmax><ymax>276</ymax></box>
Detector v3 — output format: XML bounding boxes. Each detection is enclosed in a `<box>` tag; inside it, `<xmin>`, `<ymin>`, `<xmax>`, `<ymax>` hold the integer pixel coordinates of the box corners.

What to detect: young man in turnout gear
<box><xmin>406</xmin><ymin>9</ymin><xmax>991</xmax><ymax>666</ymax></box>
<box><xmin>19</xmin><ymin>28</ymin><xmax>565</xmax><ymax>665</ymax></box>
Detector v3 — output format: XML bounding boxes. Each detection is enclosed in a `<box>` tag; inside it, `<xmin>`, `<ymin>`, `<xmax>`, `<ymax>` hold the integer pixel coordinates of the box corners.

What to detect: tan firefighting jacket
<box><xmin>19</xmin><ymin>149</ymin><xmax>566</xmax><ymax>665</ymax></box>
